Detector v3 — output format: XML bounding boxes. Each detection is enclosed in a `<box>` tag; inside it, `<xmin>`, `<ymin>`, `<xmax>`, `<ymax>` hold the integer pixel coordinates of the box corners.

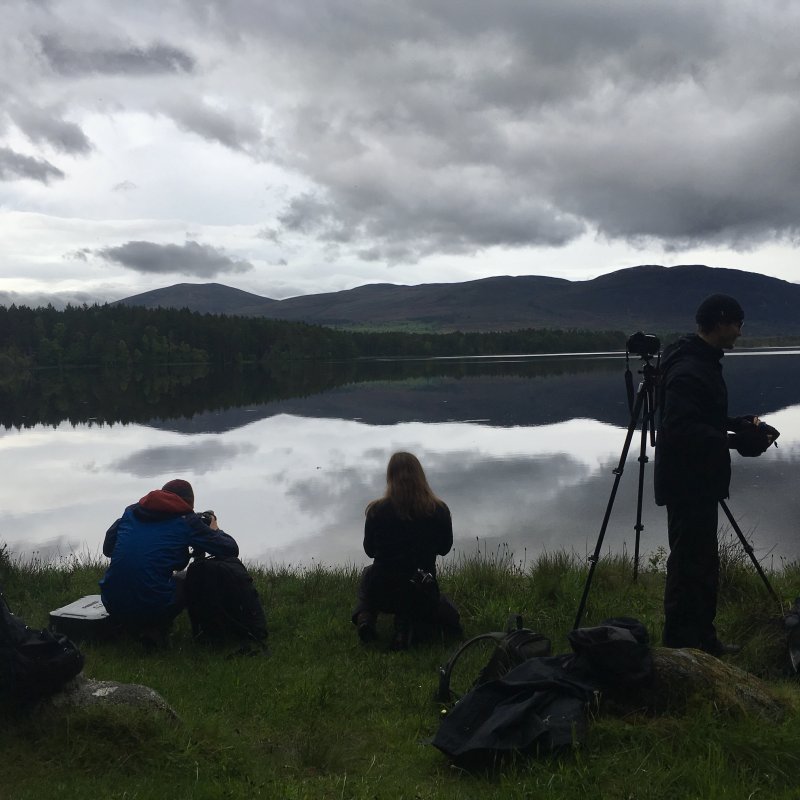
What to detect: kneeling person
<box><xmin>100</xmin><ymin>479</ymin><xmax>238</xmax><ymax>637</ymax></box>
<box><xmin>352</xmin><ymin>452</ymin><xmax>461</xmax><ymax>650</ymax></box>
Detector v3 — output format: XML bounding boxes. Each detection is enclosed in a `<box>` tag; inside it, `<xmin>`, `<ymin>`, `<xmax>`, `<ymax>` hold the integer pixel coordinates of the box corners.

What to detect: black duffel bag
<box><xmin>1</xmin><ymin>586</ymin><xmax>84</xmax><ymax>704</ymax></box>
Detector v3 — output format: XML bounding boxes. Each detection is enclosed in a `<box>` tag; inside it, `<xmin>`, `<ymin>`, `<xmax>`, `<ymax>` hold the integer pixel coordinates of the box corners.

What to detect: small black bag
<box><xmin>185</xmin><ymin>557</ymin><xmax>268</xmax><ymax>647</ymax></box>
<box><xmin>437</xmin><ymin>614</ymin><xmax>551</xmax><ymax>703</ymax></box>
<box><xmin>1</xmin><ymin>587</ymin><xmax>84</xmax><ymax>703</ymax></box>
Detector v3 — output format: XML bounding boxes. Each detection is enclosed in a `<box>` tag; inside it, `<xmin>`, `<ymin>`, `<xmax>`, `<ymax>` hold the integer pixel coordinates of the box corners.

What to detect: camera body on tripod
<box><xmin>626</xmin><ymin>331</ymin><xmax>660</xmax><ymax>359</ymax></box>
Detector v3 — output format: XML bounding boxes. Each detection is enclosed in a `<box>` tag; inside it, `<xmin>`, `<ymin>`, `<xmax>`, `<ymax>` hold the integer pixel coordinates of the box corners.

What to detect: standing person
<box><xmin>352</xmin><ymin>452</ymin><xmax>461</xmax><ymax>650</ymax></box>
<box><xmin>100</xmin><ymin>478</ymin><xmax>239</xmax><ymax>640</ymax></box>
<box><xmin>654</xmin><ymin>295</ymin><xmax>777</xmax><ymax>656</ymax></box>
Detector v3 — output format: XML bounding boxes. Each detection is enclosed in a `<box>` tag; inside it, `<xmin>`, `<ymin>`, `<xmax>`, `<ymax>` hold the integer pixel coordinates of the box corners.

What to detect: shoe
<box><xmin>703</xmin><ymin>640</ymin><xmax>742</xmax><ymax>657</ymax></box>
<box><xmin>356</xmin><ymin>613</ymin><xmax>378</xmax><ymax>643</ymax></box>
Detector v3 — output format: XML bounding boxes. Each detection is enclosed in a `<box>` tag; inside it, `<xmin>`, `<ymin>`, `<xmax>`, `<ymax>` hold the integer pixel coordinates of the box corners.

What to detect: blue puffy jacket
<box><xmin>99</xmin><ymin>489</ymin><xmax>239</xmax><ymax>616</ymax></box>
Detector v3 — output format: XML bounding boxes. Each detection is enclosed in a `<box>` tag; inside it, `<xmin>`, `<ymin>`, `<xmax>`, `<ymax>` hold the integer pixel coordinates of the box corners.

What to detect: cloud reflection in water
<box><xmin>1</xmin><ymin>382</ymin><xmax>798</xmax><ymax>571</ymax></box>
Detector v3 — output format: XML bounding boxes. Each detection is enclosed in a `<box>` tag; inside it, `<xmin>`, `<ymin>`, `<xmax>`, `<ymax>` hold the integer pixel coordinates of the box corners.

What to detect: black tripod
<box><xmin>573</xmin><ymin>349</ymin><xmax>659</xmax><ymax>630</ymax></box>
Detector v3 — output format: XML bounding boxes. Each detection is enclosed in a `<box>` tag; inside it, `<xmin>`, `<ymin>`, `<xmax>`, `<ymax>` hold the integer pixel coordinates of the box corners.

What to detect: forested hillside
<box><xmin>0</xmin><ymin>304</ymin><xmax>627</xmax><ymax>370</ymax></box>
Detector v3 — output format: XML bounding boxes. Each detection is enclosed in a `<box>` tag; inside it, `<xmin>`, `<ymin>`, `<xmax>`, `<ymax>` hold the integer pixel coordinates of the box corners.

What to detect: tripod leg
<box><xmin>633</xmin><ymin>391</ymin><xmax>657</xmax><ymax>582</ymax></box>
<box><xmin>632</xmin><ymin>417</ymin><xmax>648</xmax><ymax>582</ymax></box>
<box><xmin>574</xmin><ymin>384</ymin><xmax>647</xmax><ymax>629</ymax></box>
<box><xmin>719</xmin><ymin>500</ymin><xmax>782</xmax><ymax>609</ymax></box>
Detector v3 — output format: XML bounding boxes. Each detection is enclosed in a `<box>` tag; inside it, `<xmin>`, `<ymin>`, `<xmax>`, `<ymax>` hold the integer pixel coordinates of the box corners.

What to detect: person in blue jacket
<box><xmin>100</xmin><ymin>479</ymin><xmax>238</xmax><ymax>634</ymax></box>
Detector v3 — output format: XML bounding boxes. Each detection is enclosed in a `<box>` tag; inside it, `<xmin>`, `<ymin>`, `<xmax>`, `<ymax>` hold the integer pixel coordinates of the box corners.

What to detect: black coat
<box><xmin>654</xmin><ymin>335</ymin><xmax>742</xmax><ymax>505</ymax></box>
<box><xmin>363</xmin><ymin>499</ymin><xmax>453</xmax><ymax>577</ymax></box>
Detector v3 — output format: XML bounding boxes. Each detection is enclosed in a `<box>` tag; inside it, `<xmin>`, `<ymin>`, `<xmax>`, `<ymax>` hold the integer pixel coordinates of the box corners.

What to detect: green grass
<box><xmin>2</xmin><ymin>541</ymin><xmax>800</xmax><ymax>799</ymax></box>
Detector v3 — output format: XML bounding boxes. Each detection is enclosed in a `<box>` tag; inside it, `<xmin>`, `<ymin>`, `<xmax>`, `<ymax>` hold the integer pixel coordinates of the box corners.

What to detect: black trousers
<box><xmin>351</xmin><ymin>565</ymin><xmax>461</xmax><ymax>632</ymax></box>
<box><xmin>663</xmin><ymin>498</ymin><xmax>720</xmax><ymax>649</ymax></box>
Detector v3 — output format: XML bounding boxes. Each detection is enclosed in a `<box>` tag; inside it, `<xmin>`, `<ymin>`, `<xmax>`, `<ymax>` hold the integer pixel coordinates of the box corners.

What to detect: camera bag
<box><xmin>185</xmin><ymin>556</ymin><xmax>268</xmax><ymax>648</ymax></box>
<box><xmin>436</xmin><ymin>614</ymin><xmax>551</xmax><ymax>703</ymax></box>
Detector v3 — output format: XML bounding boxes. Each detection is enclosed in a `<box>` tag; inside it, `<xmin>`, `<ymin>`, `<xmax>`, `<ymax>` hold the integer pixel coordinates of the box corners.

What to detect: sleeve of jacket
<box><xmin>435</xmin><ymin>503</ymin><xmax>454</xmax><ymax>556</ymax></box>
<box><xmin>363</xmin><ymin>513</ymin><xmax>377</xmax><ymax>558</ymax></box>
<box><xmin>186</xmin><ymin>515</ymin><xmax>239</xmax><ymax>558</ymax></box>
<box><xmin>102</xmin><ymin>519</ymin><xmax>120</xmax><ymax>557</ymax></box>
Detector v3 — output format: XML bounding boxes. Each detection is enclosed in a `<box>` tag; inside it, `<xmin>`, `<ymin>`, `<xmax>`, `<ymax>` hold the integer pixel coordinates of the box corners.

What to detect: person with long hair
<box><xmin>352</xmin><ymin>451</ymin><xmax>460</xmax><ymax>650</ymax></box>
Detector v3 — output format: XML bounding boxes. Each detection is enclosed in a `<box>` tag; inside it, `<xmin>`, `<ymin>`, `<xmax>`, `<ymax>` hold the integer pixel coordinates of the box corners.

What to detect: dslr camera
<box><xmin>199</xmin><ymin>510</ymin><xmax>215</xmax><ymax>526</ymax></box>
<box><xmin>626</xmin><ymin>331</ymin><xmax>660</xmax><ymax>359</ymax></box>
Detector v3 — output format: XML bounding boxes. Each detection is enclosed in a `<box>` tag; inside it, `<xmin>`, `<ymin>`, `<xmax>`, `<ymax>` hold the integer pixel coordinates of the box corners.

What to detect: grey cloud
<box><xmin>0</xmin><ymin>147</ymin><xmax>63</xmax><ymax>183</ymax></box>
<box><xmin>111</xmin><ymin>441</ymin><xmax>257</xmax><ymax>477</ymax></box>
<box><xmin>97</xmin><ymin>240</ymin><xmax>253</xmax><ymax>278</ymax></box>
<box><xmin>239</xmin><ymin>0</ymin><xmax>800</xmax><ymax>259</ymax></box>
<box><xmin>113</xmin><ymin>180</ymin><xmax>137</xmax><ymax>192</ymax></box>
<box><xmin>39</xmin><ymin>35</ymin><xmax>195</xmax><ymax>76</ymax></box>
<box><xmin>64</xmin><ymin>248</ymin><xmax>91</xmax><ymax>262</ymax></box>
<box><xmin>12</xmin><ymin>105</ymin><xmax>92</xmax><ymax>155</ymax></box>
<box><xmin>165</xmin><ymin>101</ymin><xmax>261</xmax><ymax>151</ymax></box>
<box><xmin>7</xmin><ymin>1</ymin><xmax>800</xmax><ymax>261</ymax></box>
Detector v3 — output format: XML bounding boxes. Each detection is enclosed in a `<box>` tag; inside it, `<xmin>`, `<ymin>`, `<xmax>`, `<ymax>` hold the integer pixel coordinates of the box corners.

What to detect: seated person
<box><xmin>352</xmin><ymin>451</ymin><xmax>461</xmax><ymax>650</ymax></box>
<box><xmin>99</xmin><ymin>479</ymin><xmax>238</xmax><ymax>639</ymax></box>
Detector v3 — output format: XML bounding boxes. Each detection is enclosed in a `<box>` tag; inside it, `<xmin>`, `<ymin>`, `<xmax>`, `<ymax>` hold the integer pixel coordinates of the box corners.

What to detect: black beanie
<box><xmin>695</xmin><ymin>294</ymin><xmax>744</xmax><ymax>326</ymax></box>
<box><xmin>162</xmin><ymin>478</ymin><xmax>194</xmax><ymax>507</ymax></box>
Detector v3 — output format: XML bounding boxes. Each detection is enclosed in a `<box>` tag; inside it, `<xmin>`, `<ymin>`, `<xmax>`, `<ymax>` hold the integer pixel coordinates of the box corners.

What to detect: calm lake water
<box><xmin>2</xmin><ymin>350</ymin><xmax>799</xmax><ymax>570</ymax></box>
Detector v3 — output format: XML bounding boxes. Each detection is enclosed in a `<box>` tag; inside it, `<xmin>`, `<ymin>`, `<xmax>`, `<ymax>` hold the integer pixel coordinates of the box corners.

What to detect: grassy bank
<box><xmin>2</xmin><ymin>542</ymin><xmax>800</xmax><ymax>799</ymax></box>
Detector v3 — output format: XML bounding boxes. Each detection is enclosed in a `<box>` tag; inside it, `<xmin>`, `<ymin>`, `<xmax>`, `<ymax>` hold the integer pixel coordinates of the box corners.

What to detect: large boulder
<box><xmin>603</xmin><ymin>647</ymin><xmax>792</xmax><ymax>721</ymax></box>
<box><xmin>39</xmin><ymin>673</ymin><xmax>179</xmax><ymax>720</ymax></box>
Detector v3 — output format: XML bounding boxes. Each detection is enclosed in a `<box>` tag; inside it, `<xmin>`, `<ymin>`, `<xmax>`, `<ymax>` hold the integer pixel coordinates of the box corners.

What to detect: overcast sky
<box><xmin>2</xmin><ymin>0</ymin><xmax>799</xmax><ymax>306</ymax></box>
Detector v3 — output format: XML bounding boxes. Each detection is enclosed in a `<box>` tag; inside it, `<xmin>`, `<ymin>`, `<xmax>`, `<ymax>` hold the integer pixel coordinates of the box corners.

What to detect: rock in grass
<box><xmin>39</xmin><ymin>674</ymin><xmax>179</xmax><ymax>720</ymax></box>
<box><xmin>603</xmin><ymin>647</ymin><xmax>790</xmax><ymax>721</ymax></box>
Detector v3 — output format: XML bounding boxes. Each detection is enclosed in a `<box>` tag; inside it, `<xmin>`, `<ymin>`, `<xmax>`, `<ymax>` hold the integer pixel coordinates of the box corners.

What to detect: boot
<box><xmin>356</xmin><ymin>612</ymin><xmax>378</xmax><ymax>643</ymax></box>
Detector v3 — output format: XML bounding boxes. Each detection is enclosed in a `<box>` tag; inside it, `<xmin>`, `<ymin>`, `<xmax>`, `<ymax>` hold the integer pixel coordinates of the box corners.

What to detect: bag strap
<box><xmin>436</xmin><ymin>631</ymin><xmax>506</xmax><ymax>703</ymax></box>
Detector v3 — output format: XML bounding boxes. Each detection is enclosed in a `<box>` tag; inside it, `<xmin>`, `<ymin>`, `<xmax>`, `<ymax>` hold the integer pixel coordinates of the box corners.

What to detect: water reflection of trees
<box><xmin>2</xmin><ymin>352</ymin><xmax>796</xmax><ymax>431</ymax></box>
<box><xmin>0</xmin><ymin>357</ymin><xmax>620</xmax><ymax>429</ymax></box>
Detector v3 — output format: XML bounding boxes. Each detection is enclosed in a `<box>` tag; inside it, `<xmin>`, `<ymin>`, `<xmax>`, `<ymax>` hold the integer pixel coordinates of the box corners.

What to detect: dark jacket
<box><xmin>364</xmin><ymin>499</ymin><xmax>453</xmax><ymax>576</ymax></box>
<box><xmin>654</xmin><ymin>335</ymin><xmax>741</xmax><ymax>505</ymax></box>
<box><xmin>99</xmin><ymin>489</ymin><xmax>239</xmax><ymax>616</ymax></box>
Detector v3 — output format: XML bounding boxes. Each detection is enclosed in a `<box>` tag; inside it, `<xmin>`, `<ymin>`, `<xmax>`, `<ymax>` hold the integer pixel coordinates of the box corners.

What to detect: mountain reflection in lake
<box><xmin>2</xmin><ymin>351</ymin><xmax>799</xmax><ymax>568</ymax></box>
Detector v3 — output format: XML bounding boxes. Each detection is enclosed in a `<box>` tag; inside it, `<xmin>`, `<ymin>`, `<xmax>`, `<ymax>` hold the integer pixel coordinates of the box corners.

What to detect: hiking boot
<box><xmin>356</xmin><ymin>612</ymin><xmax>378</xmax><ymax>643</ymax></box>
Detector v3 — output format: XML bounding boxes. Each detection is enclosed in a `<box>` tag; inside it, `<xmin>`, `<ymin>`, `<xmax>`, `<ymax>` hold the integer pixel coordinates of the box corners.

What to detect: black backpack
<box><xmin>185</xmin><ymin>557</ymin><xmax>268</xmax><ymax>648</ymax></box>
<box><xmin>0</xmin><ymin>586</ymin><xmax>84</xmax><ymax>704</ymax></box>
<box><xmin>437</xmin><ymin>615</ymin><xmax>551</xmax><ymax>703</ymax></box>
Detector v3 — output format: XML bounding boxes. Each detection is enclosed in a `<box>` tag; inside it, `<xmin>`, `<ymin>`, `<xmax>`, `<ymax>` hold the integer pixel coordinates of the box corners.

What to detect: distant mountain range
<box><xmin>114</xmin><ymin>264</ymin><xmax>800</xmax><ymax>335</ymax></box>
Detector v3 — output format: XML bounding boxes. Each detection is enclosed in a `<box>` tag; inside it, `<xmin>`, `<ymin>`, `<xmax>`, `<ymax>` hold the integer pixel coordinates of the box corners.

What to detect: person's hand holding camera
<box><xmin>199</xmin><ymin>510</ymin><xmax>218</xmax><ymax>530</ymax></box>
<box><xmin>730</xmin><ymin>417</ymin><xmax>780</xmax><ymax>457</ymax></box>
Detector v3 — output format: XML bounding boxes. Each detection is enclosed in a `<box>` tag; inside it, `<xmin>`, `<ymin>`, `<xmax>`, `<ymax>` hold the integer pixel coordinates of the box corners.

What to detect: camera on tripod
<box><xmin>626</xmin><ymin>331</ymin><xmax>660</xmax><ymax>359</ymax></box>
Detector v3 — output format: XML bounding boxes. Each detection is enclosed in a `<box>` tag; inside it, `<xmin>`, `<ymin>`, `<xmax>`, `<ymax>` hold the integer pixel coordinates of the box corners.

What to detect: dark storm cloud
<box><xmin>39</xmin><ymin>34</ymin><xmax>195</xmax><ymax>76</ymax></box>
<box><xmin>97</xmin><ymin>240</ymin><xmax>253</xmax><ymax>277</ymax></box>
<box><xmin>7</xmin><ymin>0</ymin><xmax>800</xmax><ymax>262</ymax></box>
<box><xmin>219</xmin><ymin>0</ymin><xmax>800</xmax><ymax>259</ymax></box>
<box><xmin>0</xmin><ymin>146</ymin><xmax>63</xmax><ymax>182</ymax></box>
